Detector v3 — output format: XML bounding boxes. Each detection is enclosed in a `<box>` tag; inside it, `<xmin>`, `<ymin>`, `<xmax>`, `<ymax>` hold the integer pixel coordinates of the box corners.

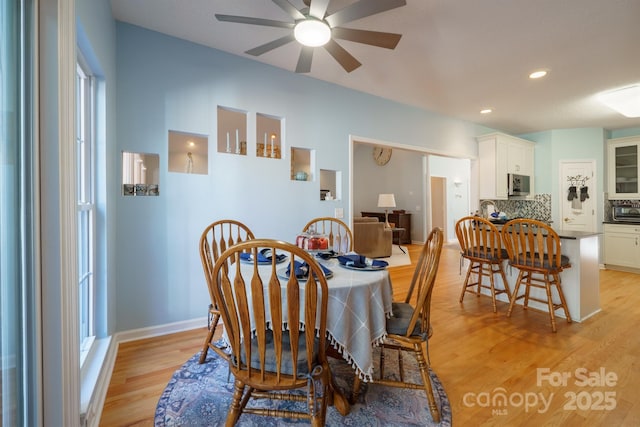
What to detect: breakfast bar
<box><xmin>471</xmin><ymin>228</ymin><xmax>601</xmax><ymax>322</ymax></box>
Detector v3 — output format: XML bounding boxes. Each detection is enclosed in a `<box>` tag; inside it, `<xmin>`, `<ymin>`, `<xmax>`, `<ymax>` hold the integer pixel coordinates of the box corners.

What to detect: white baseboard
<box><xmin>114</xmin><ymin>316</ymin><xmax>208</xmax><ymax>343</ymax></box>
<box><xmin>89</xmin><ymin>316</ymin><xmax>208</xmax><ymax>426</ymax></box>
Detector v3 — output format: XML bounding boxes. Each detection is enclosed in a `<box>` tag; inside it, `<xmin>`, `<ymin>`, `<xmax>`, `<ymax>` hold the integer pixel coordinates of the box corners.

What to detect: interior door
<box><xmin>560</xmin><ymin>160</ymin><xmax>597</xmax><ymax>232</ymax></box>
<box><xmin>430</xmin><ymin>176</ymin><xmax>447</xmax><ymax>237</ymax></box>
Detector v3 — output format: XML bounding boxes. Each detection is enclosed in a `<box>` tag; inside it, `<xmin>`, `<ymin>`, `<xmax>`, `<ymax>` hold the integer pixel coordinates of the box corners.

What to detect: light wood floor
<box><xmin>100</xmin><ymin>244</ymin><xmax>640</xmax><ymax>426</ymax></box>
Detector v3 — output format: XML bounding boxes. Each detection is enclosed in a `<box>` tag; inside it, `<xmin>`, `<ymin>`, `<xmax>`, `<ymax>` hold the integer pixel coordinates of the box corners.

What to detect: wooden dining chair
<box><xmin>302</xmin><ymin>217</ymin><xmax>353</xmax><ymax>254</ymax></box>
<box><xmin>198</xmin><ymin>219</ymin><xmax>255</xmax><ymax>364</ymax></box>
<box><xmin>455</xmin><ymin>216</ymin><xmax>511</xmax><ymax>312</ymax></box>
<box><xmin>208</xmin><ymin>239</ymin><xmax>343</xmax><ymax>426</ymax></box>
<box><xmin>500</xmin><ymin>218</ymin><xmax>572</xmax><ymax>332</ymax></box>
<box><xmin>351</xmin><ymin>227</ymin><xmax>444</xmax><ymax>423</ymax></box>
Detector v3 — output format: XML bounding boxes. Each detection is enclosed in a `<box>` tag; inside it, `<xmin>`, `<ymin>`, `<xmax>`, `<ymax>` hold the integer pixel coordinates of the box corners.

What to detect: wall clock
<box><xmin>372</xmin><ymin>146</ymin><xmax>392</xmax><ymax>166</ymax></box>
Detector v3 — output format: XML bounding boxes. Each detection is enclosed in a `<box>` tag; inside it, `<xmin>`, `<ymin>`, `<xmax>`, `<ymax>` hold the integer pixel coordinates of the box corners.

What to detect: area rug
<box><xmin>155</xmin><ymin>343</ymin><xmax>451</xmax><ymax>426</ymax></box>
<box><xmin>383</xmin><ymin>245</ymin><xmax>411</xmax><ymax>267</ymax></box>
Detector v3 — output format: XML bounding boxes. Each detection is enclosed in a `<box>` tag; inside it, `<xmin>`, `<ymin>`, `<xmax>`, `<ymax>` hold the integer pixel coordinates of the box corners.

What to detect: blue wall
<box><xmin>114</xmin><ymin>23</ymin><xmax>487</xmax><ymax>332</ymax></box>
<box><xmin>520</xmin><ymin>128</ymin><xmax>606</xmax><ymax>228</ymax></box>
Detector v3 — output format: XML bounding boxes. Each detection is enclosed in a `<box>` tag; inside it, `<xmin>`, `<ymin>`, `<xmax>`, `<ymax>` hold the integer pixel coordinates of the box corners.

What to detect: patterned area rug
<box><xmin>155</xmin><ymin>344</ymin><xmax>452</xmax><ymax>426</ymax></box>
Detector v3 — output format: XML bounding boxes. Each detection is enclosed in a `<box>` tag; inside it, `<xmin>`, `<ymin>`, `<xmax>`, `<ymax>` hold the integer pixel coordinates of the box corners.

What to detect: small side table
<box><xmin>389</xmin><ymin>227</ymin><xmax>406</xmax><ymax>253</ymax></box>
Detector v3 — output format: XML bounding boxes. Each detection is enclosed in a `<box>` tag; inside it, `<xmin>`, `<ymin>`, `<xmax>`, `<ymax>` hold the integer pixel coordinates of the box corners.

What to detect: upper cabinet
<box><xmin>608</xmin><ymin>136</ymin><xmax>640</xmax><ymax>199</ymax></box>
<box><xmin>477</xmin><ymin>132</ymin><xmax>535</xmax><ymax>200</ymax></box>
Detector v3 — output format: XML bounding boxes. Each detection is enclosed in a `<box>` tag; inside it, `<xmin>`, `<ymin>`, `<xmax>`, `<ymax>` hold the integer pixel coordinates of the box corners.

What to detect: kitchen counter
<box><xmin>468</xmin><ymin>224</ymin><xmax>601</xmax><ymax>323</ymax></box>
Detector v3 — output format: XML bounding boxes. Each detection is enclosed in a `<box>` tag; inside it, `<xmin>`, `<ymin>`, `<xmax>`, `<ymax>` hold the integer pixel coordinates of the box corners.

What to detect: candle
<box><xmin>270</xmin><ymin>134</ymin><xmax>275</xmax><ymax>157</ymax></box>
<box><xmin>226</xmin><ymin>132</ymin><xmax>230</xmax><ymax>152</ymax></box>
<box><xmin>263</xmin><ymin>133</ymin><xmax>267</xmax><ymax>157</ymax></box>
<box><xmin>235</xmin><ymin>129</ymin><xmax>240</xmax><ymax>154</ymax></box>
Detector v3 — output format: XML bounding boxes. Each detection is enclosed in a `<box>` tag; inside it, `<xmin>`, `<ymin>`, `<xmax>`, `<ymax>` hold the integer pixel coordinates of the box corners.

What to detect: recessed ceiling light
<box><xmin>598</xmin><ymin>85</ymin><xmax>640</xmax><ymax>118</ymax></box>
<box><xmin>480</xmin><ymin>108</ymin><xmax>493</xmax><ymax>114</ymax></box>
<box><xmin>529</xmin><ymin>70</ymin><xmax>548</xmax><ymax>79</ymax></box>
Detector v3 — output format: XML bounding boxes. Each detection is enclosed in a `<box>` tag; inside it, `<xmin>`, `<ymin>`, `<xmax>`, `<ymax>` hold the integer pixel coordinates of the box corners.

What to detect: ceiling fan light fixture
<box><xmin>294</xmin><ymin>19</ymin><xmax>331</xmax><ymax>47</ymax></box>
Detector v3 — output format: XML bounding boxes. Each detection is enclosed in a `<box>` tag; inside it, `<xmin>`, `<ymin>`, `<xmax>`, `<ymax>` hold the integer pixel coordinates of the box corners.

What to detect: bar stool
<box><xmin>500</xmin><ymin>218</ymin><xmax>572</xmax><ymax>332</ymax></box>
<box><xmin>455</xmin><ymin>216</ymin><xmax>511</xmax><ymax>312</ymax></box>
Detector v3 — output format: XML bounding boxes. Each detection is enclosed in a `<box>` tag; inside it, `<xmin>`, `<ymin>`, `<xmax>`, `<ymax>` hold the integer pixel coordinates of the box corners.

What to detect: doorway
<box><xmin>559</xmin><ymin>160</ymin><xmax>597</xmax><ymax>232</ymax></box>
<box><xmin>430</xmin><ymin>176</ymin><xmax>447</xmax><ymax>238</ymax></box>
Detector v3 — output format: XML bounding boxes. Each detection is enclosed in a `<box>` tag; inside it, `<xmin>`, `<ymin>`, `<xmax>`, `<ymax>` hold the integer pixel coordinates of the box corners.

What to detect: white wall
<box><xmin>428</xmin><ymin>155</ymin><xmax>472</xmax><ymax>242</ymax></box>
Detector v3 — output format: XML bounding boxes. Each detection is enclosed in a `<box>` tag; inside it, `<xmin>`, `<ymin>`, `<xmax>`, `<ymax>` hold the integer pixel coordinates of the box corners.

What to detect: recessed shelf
<box><xmin>320</xmin><ymin>169</ymin><xmax>342</xmax><ymax>201</ymax></box>
<box><xmin>291</xmin><ymin>147</ymin><xmax>314</xmax><ymax>181</ymax></box>
<box><xmin>217</xmin><ymin>106</ymin><xmax>247</xmax><ymax>155</ymax></box>
<box><xmin>256</xmin><ymin>113</ymin><xmax>283</xmax><ymax>159</ymax></box>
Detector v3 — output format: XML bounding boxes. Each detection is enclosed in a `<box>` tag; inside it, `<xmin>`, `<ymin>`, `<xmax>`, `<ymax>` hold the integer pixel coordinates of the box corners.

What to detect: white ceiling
<box><xmin>110</xmin><ymin>0</ymin><xmax>640</xmax><ymax>135</ymax></box>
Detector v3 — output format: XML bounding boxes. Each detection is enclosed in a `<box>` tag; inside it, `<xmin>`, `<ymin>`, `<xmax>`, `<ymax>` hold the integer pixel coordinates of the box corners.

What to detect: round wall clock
<box><xmin>372</xmin><ymin>146</ymin><xmax>392</xmax><ymax>166</ymax></box>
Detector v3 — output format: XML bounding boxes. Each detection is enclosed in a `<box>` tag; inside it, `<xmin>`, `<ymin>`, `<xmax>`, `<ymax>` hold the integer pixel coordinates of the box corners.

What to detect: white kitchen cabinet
<box><xmin>607</xmin><ymin>136</ymin><xmax>640</xmax><ymax>199</ymax></box>
<box><xmin>477</xmin><ymin>132</ymin><xmax>535</xmax><ymax>200</ymax></box>
<box><xmin>604</xmin><ymin>223</ymin><xmax>640</xmax><ymax>269</ymax></box>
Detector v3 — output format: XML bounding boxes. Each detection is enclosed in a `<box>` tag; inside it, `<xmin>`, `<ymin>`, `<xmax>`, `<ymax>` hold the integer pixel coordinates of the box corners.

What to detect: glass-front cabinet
<box><xmin>608</xmin><ymin>136</ymin><xmax>640</xmax><ymax>198</ymax></box>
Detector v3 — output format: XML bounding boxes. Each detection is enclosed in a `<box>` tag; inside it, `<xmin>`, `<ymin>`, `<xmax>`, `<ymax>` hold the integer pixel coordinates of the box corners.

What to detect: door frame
<box><xmin>558</xmin><ymin>160</ymin><xmax>597</xmax><ymax>233</ymax></box>
<box><xmin>429</xmin><ymin>176</ymin><xmax>448</xmax><ymax>239</ymax></box>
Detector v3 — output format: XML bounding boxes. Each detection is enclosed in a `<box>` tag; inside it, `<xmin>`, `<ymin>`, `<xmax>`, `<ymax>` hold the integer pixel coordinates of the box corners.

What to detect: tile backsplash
<box><xmin>480</xmin><ymin>194</ymin><xmax>552</xmax><ymax>222</ymax></box>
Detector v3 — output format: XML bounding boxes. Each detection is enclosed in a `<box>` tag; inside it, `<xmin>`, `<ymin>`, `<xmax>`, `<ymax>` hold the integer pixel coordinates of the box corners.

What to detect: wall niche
<box><xmin>217</xmin><ymin>106</ymin><xmax>247</xmax><ymax>155</ymax></box>
<box><xmin>256</xmin><ymin>113</ymin><xmax>283</xmax><ymax>159</ymax></box>
<box><xmin>168</xmin><ymin>130</ymin><xmax>208</xmax><ymax>175</ymax></box>
<box><xmin>122</xmin><ymin>151</ymin><xmax>160</xmax><ymax>196</ymax></box>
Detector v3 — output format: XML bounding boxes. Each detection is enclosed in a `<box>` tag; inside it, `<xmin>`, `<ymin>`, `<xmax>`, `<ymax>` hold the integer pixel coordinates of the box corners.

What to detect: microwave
<box><xmin>508</xmin><ymin>173</ymin><xmax>531</xmax><ymax>197</ymax></box>
<box><xmin>612</xmin><ymin>202</ymin><xmax>640</xmax><ymax>222</ymax></box>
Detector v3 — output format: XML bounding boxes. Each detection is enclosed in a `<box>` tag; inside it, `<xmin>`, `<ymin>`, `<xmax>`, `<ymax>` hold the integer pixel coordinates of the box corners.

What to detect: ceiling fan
<box><xmin>215</xmin><ymin>0</ymin><xmax>406</xmax><ymax>73</ymax></box>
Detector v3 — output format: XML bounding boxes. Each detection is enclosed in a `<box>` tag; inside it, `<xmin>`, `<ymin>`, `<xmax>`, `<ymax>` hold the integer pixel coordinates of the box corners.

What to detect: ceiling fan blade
<box><xmin>272</xmin><ymin>0</ymin><xmax>306</xmax><ymax>21</ymax></box>
<box><xmin>325</xmin><ymin>0</ymin><xmax>407</xmax><ymax>28</ymax></box>
<box><xmin>215</xmin><ymin>14</ymin><xmax>294</xmax><ymax>29</ymax></box>
<box><xmin>245</xmin><ymin>34</ymin><xmax>296</xmax><ymax>56</ymax></box>
<box><xmin>332</xmin><ymin>27</ymin><xmax>402</xmax><ymax>49</ymax></box>
<box><xmin>324</xmin><ymin>39</ymin><xmax>361</xmax><ymax>72</ymax></box>
<box><xmin>295</xmin><ymin>46</ymin><xmax>314</xmax><ymax>73</ymax></box>
<box><xmin>309</xmin><ymin>0</ymin><xmax>330</xmax><ymax>20</ymax></box>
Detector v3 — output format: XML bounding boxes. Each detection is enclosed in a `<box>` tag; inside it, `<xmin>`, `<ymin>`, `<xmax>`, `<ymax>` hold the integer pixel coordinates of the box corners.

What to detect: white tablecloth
<box><xmin>228</xmin><ymin>257</ymin><xmax>394</xmax><ymax>381</ymax></box>
<box><xmin>319</xmin><ymin>258</ymin><xmax>393</xmax><ymax>381</ymax></box>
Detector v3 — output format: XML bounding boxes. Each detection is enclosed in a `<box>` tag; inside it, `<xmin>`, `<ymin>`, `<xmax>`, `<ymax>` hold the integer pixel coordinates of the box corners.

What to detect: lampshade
<box><xmin>294</xmin><ymin>19</ymin><xmax>331</xmax><ymax>47</ymax></box>
<box><xmin>377</xmin><ymin>193</ymin><xmax>396</xmax><ymax>209</ymax></box>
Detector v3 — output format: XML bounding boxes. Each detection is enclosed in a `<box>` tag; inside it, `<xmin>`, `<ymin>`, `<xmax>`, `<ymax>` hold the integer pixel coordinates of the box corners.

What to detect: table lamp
<box><xmin>377</xmin><ymin>193</ymin><xmax>396</xmax><ymax>228</ymax></box>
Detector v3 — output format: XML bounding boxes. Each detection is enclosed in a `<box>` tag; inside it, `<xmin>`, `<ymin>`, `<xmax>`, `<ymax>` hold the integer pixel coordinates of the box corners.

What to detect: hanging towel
<box><xmin>580</xmin><ymin>186</ymin><xmax>589</xmax><ymax>202</ymax></box>
<box><xmin>571</xmin><ymin>197</ymin><xmax>582</xmax><ymax>210</ymax></box>
<box><xmin>567</xmin><ymin>186</ymin><xmax>578</xmax><ymax>201</ymax></box>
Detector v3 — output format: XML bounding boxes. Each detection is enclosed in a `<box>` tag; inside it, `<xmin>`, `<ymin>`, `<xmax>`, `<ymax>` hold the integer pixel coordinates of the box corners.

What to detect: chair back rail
<box><xmin>455</xmin><ymin>216</ymin><xmax>504</xmax><ymax>260</ymax></box>
<box><xmin>404</xmin><ymin>227</ymin><xmax>444</xmax><ymax>338</ymax></box>
<box><xmin>302</xmin><ymin>217</ymin><xmax>353</xmax><ymax>253</ymax></box>
<box><xmin>212</xmin><ymin>239</ymin><xmax>329</xmax><ymax>388</ymax></box>
<box><xmin>198</xmin><ymin>219</ymin><xmax>255</xmax><ymax>364</ymax></box>
<box><xmin>501</xmin><ymin>218</ymin><xmax>567</xmax><ymax>273</ymax></box>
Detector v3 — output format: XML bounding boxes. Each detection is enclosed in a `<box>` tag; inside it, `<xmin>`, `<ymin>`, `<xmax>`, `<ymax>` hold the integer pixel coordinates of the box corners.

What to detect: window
<box><xmin>1</xmin><ymin>0</ymin><xmax>39</xmax><ymax>424</ymax></box>
<box><xmin>77</xmin><ymin>57</ymin><xmax>96</xmax><ymax>362</ymax></box>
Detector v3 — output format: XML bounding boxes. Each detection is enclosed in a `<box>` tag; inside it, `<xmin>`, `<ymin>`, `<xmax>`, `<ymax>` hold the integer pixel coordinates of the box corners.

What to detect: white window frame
<box><xmin>76</xmin><ymin>56</ymin><xmax>96</xmax><ymax>365</ymax></box>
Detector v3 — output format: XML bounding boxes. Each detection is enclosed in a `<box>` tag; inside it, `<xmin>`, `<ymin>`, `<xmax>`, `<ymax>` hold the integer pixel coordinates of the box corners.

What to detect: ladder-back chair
<box><xmin>500</xmin><ymin>218</ymin><xmax>572</xmax><ymax>332</ymax></box>
<box><xmin>455</xmin><ymin>216</ymin><xmax>511</xmax><ymax>312</ymax></box>
<box><xmin>208</xmin><ymin>239</ymin><xmax>339</xmax><ymax>426</ymax></box>
<box><xmin>351</xmin><ymin>227</ymin><xmax>444</xmax><ymax>423</ymax></box>
<box><xmin>198</xmin><ymin>219</ymin><xmax>255</xmax><ymax>363</ymax></box>
<box><xmin>302</xmin><ymin>217</ymin><xmax>353</xmax><ymax>254</ymax></box>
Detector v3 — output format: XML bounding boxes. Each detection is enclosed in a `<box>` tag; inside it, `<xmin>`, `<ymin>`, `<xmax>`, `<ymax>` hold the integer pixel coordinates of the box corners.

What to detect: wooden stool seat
<box><xmin>500</xmin><ymin>219</ymin><xmax>572</xmax><ymax>332</ymax></box>
<box><xmin>455</xmin><ymin>216</ymin><xmax>512</xmax><ymax>313</ymax></box>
